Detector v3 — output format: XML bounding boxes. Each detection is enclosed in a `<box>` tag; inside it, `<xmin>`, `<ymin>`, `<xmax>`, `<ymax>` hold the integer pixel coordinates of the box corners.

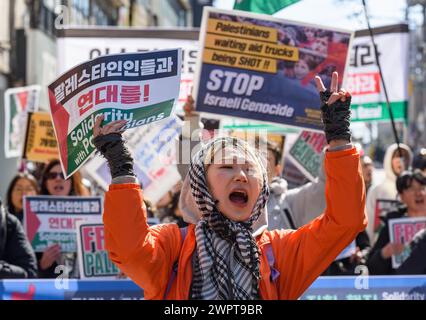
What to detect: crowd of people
<box><xmin>0</xmin><ymin>82</ymin><xmax>425</xmax><ymax>299</ymax></box>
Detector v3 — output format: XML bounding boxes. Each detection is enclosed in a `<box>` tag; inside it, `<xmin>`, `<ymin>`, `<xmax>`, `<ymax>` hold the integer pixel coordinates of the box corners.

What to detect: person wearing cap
<box><xmin>367</xmin><ymin>169</ymin><xmax>426</xmax><ymax>275</ymax></box>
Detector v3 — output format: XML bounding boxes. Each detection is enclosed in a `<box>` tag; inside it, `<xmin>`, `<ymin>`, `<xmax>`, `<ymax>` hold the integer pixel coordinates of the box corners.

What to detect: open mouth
<box><xmin>415</xmin><ymin>198</ymin><xmax>425</xmax><ymax>205</ymax></box>
<box><xmin>54</xmin><ymin>185</ymin><xmax>64</xmax><ymax>192</ymax></box>
<box><xmin>229</xmin><ymin>190</ymin><xmax>248</xmax><ymax>207</ymax></box>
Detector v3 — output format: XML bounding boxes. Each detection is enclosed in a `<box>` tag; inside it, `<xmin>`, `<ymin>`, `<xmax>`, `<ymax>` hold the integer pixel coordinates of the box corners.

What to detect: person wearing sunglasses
<box><xmin>367</xmin><ymin>169</ymin><xmax>426</xmax><ymax>275</ymax></box>
<box><xmin>36</xmin><ymin>159</ymin><xmax>90</xmax><ymax>278</ymax></box>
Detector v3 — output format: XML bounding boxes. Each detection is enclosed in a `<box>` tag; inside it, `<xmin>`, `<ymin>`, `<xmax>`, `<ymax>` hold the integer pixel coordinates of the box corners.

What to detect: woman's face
<box><xmin>46</xmin><ymin>164</ymin><xmax>72</xmax><ymax>196</ymax></box>
<box><xmin>206</xmin><ymin>147</ymin><xmax>263</xmax><ymax>222</ymax></box>
<box><xmin>12</xmin><ymin>178</ymin><xmax>37</xmax><ymax>211</ymax></box>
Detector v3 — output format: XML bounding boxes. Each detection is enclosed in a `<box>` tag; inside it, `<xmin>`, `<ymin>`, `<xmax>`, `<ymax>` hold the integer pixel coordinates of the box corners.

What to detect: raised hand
<box><xmin>40</xmin><ymin>244</ymin><xmax>61</xmax><ymax>270</ymax></box>
<box><xmin>93</xmin><ymin>115</ymin><xmax>127</xmax><ymax>138</ymax></box>
<box><xmin>315</xmin><ymin>72</ymin><xmax>352</xmax><ymax>148</ymax></box>
<box><xmin>93</xmin><ymin>114</ymin><xmax>135</xmax><ymax>180</ymax></box>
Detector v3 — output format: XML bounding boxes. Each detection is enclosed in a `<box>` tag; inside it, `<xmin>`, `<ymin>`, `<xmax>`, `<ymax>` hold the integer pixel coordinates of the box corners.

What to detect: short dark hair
<box><xmin>6</xmin><ymin>172</ymin><xmax>39</xmax><ymax>214</ymax></box>
<box><xmin>396</xmin><ymin>169</ymin><xmax>426</xmax><ymax>194</ymax></box>
<box><xmin>413</xmin><ymin>148</ymin><xmax>426</xmax><ymax>171</ymax></box>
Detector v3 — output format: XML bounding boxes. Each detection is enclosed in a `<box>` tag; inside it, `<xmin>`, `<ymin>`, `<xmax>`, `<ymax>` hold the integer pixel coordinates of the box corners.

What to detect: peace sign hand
<box><xmin>314</xmin><ymin>72</ymin><xmax>352</xmax><ymax>147</ymax></box>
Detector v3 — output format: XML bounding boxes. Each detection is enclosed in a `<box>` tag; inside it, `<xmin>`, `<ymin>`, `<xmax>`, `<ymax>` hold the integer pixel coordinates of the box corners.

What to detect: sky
<box><xmin>214</xmin><ymin>0</ymin><xmax>420</xmax><ymax>31</ymax></box>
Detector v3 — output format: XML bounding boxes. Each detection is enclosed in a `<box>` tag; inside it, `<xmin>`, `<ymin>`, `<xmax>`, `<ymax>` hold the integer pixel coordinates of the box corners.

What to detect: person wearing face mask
<box><xmin>366</xmin><ymin>143</ymin><xmax>413</xmax><ymax>244</ymax></box>
<box><xmin>93</xmin><ymin>72</ymin><xmax>366</xmax><ymax>300</ymax></box>
<box><xmin>6</xmin><ymin>173</ymin><xmax>39</xmax><ymax>224</ymax></box>
<box><xmin>367</xmin><ymin>169</ymin><xmax>426</xmax><ymax>275</ymax></box>
<box><xmin>36</xmin><ymin>159</ymin><xmax>90</xmax><ymax>278</ymax></box>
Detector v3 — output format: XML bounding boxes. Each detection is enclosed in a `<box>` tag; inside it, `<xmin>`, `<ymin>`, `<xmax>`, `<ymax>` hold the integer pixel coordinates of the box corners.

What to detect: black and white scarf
<box><xmin>189</xmin><ymin>137</ymin><xmax>269</xmax><ymax>300</ymax></box>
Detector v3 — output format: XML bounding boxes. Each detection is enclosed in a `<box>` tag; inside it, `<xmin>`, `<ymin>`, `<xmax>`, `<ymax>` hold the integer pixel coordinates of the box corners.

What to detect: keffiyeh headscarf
<box><xmin>188</xmin><ymin>137</ymin><xmax>269</xmax><ymax>300</ymax></box>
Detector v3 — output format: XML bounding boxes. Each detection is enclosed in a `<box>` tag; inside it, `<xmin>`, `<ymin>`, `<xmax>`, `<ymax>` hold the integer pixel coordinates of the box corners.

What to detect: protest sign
<box><xmin>288</xmin><ymin>130</ymin><xmax>326</xmax><ymax>181</ymax></box>
<box><xmin>84</xmin><ymin>116</ymin><xmax>183</xmax><ymax>203</ymax></box>
<box><xmin>4</xmin><ymin>85</ymin><xmax>41</xmax><ymax>158</ymax></box>
<box><xmin>221</xmin><ymin>118</ymin><xmax>299</xmax><ymax>134</ymax></box>
<box><xmin>345</xmin><ymin>24</ymin><xmax>408</xmax><ymax>122</ymax></box>
<box><xmin>334</xmin><ymin>241</ymin><xmax>356</xmax><ymax>261</ymax></box>
<box><xmin>22</xmin><ymin>112</ymin><xmax>59</xmax><ymax>162</ymax></box>
<box><xmin>76</xmin><ymin>222</ymin><xmax>119</xmax><ymax>279</ymax></box>
<box><xmin>389</xmin><ymin>217</ymin><xmax>426</xmax><ymax>269</ymax></box>
<box><xmin>2</xmin><ymin>276</ymin><xmax>426</xmax><ymax>300</ymax></box>
<box><xmin>194</xmin><ymin>7</ymin><xmax>352</xmax><ymax>131</ymax></box>
<box><xmin>23</xmin><ymin>196</ymin><xmax>102</xmax><ymax>253</ymax></box>
<box><xmin>48</xmin><ymin>49</ymin><xmax>182</xmax><ymax>178</ymax></box>
<box><xmin>57</xmin><ymin>28</ymin><xmax>198</xmax><ymax>113</ymax></box>
<box><xmin>301</xmin><ymin>275</ymin><xmax>426</xmax><ymax>300</ymax></box>
<box><xmin>373</xmin><ymin>199</ymin><xmax>401</xmax><ymax>234</ymax></box>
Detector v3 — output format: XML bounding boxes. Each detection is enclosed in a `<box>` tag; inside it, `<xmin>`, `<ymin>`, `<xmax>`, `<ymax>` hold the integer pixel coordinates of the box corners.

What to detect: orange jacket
<box><xmin>103</xmin><ymin>147</ymin><xmax>367</xmax><ymax>299</ymax></box>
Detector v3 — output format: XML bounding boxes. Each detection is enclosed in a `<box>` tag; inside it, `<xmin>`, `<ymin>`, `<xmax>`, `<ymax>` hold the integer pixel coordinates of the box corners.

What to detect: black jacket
<box><xmin>367</xmin><ymin>207</ymin><xmax>406</xmax><ymax>275</ymax></box>
<box><xmin>0</xmin><ymin>202</ymin><xmax>38</xmax><ymax>279</ymax></box>
<box><xmin>396</xmin><ymin>229</ymin><xmax>426</xmax><ymax>275</ymax></box>
<box><xmin>322</xmin><ymin>230</ymin><xmax>371</xmax><ymax>276</ymax></box>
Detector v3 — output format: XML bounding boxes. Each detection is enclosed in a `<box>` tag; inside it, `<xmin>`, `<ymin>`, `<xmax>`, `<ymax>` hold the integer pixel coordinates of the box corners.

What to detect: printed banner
<box><xmin>84</xmin><ymin>116</ymin><xmax>183</xmax><ymax>204</ymax></box>
<box><xmin>374</xmin><ymin>199</ymin><xmax>401</xmax><ymax>234</ymax></box>
<box><xmin>57</xmin><ymin>29</ymin><xmax>198</xmax><ymax>113</ymax></box>
<box><xmin>76</xmin><ymin>222</ymin><xmax>119</xmax><ymax>279</ymax></box>
<box><xmin>0</xmin><ymin>280</ymin><xmax>144</xmax><ymax>300</ymax></box>
<box><xmin>1</xmin><ymin>276</ymin><xmax>426</xmax><ymax>300</ymax></box>
<box><xmin>4</xmin><ymin>85</ymin><xmax>41</xmax><ymax>158</ymax></box>
<box><xmin>345</xmin><ymin>24</ymin><xmax>409</xmax><ymax>122</ymax></box>
<box><xmin>288</xmin><ymin>130</ymin><xmax>326</xmax><ymax>181</ymax></box>
<box><xmin>194</xmin><ymin>7</ymin><xmax>353</xmax><ymax>131</ymax></box>
<box><xmin>23</xmin><ymin>196</ymin><xmax>103</xmax><ymax>253</ymax></box>
<box><xmin>22</xmin><ymin>112</ymin><xmax>59</xmax><ymax>162</ymax></box>
<box><xmin>389</xmin><ymin>217</ymin><xmax>426</xmax><ymax>269</ymax></box>
<box><xmin>48</xmin><ymin>49</ymin><xmax>182</xmax><ymax>178</ymax></box>
<box><xmin>301</xmin><ymin>276</ymin><xmax>426</xmax><ymax>300</ymax></box>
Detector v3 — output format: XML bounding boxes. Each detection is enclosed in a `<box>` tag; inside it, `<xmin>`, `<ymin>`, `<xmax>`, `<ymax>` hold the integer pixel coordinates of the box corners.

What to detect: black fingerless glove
<box><xmin>93</xmin><ymin>133</ymin><xmax>135</xmax><ymax>179</ymax></box>
<box><xmin>320</xmin><ymin>90</ymin><xmax>352</xmax><ymax>144</ymax></box>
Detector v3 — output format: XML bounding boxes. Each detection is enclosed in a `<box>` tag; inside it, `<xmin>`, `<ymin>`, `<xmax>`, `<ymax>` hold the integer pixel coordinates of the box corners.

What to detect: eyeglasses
<box><xmin>46</xmin><ymin>172</ymin><xmax>65</xmax><ymax>180</ymax></box>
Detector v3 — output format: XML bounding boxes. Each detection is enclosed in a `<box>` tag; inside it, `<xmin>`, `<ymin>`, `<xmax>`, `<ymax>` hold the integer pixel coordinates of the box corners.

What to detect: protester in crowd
<box><xmin>158</xmin><ymin>191</ymin><xmax>187</xmax><ymax>228</ymax></box>
<box><xmin>40</xmin><ymin>159</ymin><xmax>90</xmax><ymax>197</ymax></box>
<box><xmin>367</xmin><ymin>169</ymin><xmax>426</xmax><ymax>275</ymax></box>
<box><xmin>395</xmin><ymin>228</ymin><xmax>426</xmax><ymax>275</ymax></box>
<box><xmin>258</xmin><ymin>137</ymin><xmax>324</xmax><ymax>229</ymax></box>
<box><xmin>6</xmin><ymin>173</ymin><xmax>39</xmax><ymax>224</ymax></box>
<box><xmin>94</xmin><ymin>72</ymin><xmax>366</xmax><ymax>300</ymax></box>
<box><xmin>366</xmin><ymin>143</ymin><xmax>413</xmax><ymax>244</ymax></box>
<box><xmin>412</xmin><ymin>148</ymin><xmax>426</xmax><ymax>176</ymax></box>
<box><xmin>361</xmin><ymin>155</ymin><xmax>374</xmax><ymax>194</ymax></box>
<box><xmin>144</xmin><ymin>199</ymin><xmax>157</xmax><ymax>219</ymax></box>
<box><xmin>0</xmin><ymin>198</ymin><xmax>38</xmax><ymax>279</ymax></box>
<box><xmin>36</xmin><ymin>159</ymin><xmax>90</xmax><ymax>278</ymax></box>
